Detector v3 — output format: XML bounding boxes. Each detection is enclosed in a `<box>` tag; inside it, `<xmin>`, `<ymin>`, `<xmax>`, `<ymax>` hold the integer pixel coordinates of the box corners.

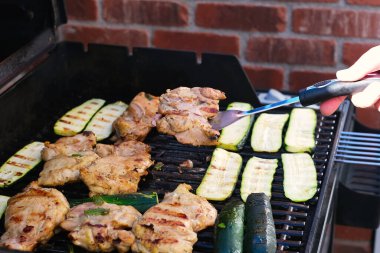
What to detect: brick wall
<box><xmin>60</xmin><ymin>0</ymin><xmax>380</xmax><ymax>92</ymax></box>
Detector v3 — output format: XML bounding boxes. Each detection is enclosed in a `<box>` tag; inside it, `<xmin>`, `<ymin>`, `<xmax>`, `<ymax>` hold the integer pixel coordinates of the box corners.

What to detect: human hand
<box><xmin>320</xmin><ymin>45</ymin><xmax>380</xmax><ymax>116</ymax></box>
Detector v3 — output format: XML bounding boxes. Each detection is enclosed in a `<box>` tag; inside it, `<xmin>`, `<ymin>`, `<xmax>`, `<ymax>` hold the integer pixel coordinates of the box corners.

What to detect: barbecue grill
<box><xmin>0</xmin><ymin>0</ymin><xmax>362</xmax><ymax>253</ymax></box>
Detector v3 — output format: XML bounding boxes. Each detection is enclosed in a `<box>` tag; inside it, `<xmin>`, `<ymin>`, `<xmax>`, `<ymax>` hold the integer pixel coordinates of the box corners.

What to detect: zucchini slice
<box><xmin>69</xmin><ymin>192</ymin><xmax>158</xmax><ymax>213</ymax></box>
<box><xmin>244</xmin><ymin>193</ymin><xmax>276</xmax><ymax>253</ymax></box>
<box><xmin>217</xmin><ymin>102</ymin><xmax>254</xmax><ymax>151</ymax></box>
<box><xmin>196</xmin><ymin>148</ymin><xmax>242</xmax><ymax>201</ymax></box>
<box><xmin>215</xmin><ymin>199</ymin><xmax>244</xmax><ymax>253</ymax></box>
<box><xmin>54</xmin><ymin>98</ymin><xmax>106</xmax><ymax>136</ymax></box>
<box><xmin>0</xmin><ymin>195</ymin><xmax>9</xmax><ymax>218</ymax></box>
<box><xmin>284</xmin><ymin>108</ymin><xmax>317</xmax><ymax>153</ymax></box>
<box><xmin>0</xmin><ymin>142</ymin><xmax>44</xmax><ymax>187</ymax></box>
<box><xmin>251</xmin><ymin>113</ymin><xmax>289</xmax><ymax>153</ymax></box>
<box><xmin>84</xmin><ymin>101</ymin><xmax>128</xmax><ymax>141</ymax></box>
<box><xmin>240</xmin><ymin>157</ymin><xmax>278</xmax><ymax>202</ymax></box>
<box><xmin>282</xmin><ymin>153</ymin><xmax>317</xmax><ymax>202</ymax></box>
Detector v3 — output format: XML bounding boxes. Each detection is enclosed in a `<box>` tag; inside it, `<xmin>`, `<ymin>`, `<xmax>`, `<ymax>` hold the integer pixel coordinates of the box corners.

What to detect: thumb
<box><xmin>351</xmin><ymin>81</ymin><xmax>380</xmax><ymax>108</ymax></box>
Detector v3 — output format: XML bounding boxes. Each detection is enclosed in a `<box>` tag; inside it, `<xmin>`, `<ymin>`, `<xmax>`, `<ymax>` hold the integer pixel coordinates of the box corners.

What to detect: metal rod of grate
<box><xmin>335</xmin><ymin>131</ymin><xmax>380</xmax><ymax>166</ymax></box>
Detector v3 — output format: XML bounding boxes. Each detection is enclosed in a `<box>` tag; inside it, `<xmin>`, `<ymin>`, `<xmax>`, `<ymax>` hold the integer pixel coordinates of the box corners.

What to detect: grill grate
<box><xmin>0</xmin><ymin>108</ymin><xmax>340</xmax><ymax>253</ymax></box>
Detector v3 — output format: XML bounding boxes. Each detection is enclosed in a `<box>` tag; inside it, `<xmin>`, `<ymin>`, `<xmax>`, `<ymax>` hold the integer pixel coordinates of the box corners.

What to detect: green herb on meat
<box><xmin>84</xmin><ymin>208</ymin><xmax>110</xmax><ymax>216</ymax></box>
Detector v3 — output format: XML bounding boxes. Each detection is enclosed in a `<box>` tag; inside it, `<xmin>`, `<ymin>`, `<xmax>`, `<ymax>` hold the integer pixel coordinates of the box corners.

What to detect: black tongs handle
<box><xmin>299</xmin><ymin>73</ymin><xmax>380</xmax><ymax>106</ymax></box>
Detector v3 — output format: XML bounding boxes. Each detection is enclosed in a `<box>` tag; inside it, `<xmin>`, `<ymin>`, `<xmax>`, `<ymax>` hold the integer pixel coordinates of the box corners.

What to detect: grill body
<box><xmin>0</xmin><ymin>42</ymin><xmax>353</xmax><ymax>253</ymax></box>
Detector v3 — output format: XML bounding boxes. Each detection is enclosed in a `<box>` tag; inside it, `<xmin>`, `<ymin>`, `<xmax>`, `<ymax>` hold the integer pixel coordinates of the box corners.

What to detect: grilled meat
<box><xmin>156</xmin><ymin>87</ymin><xmax>226</xmax><ymax>146</ymax></box>
<box><xmin>38</xmin><ymin>151</ymin><xmax>99</xmax><ymax>186</ymax></box>
<box><xmin>61</xmin><ymin>202</ymin><xmax>141</xmax><ymax>252</ymax></box>
<box><xmin>81</xmin><ymin>141</ymin><xmax>154</xmax><ymax>196</ymax></box>
<box><xmin>41</xmin><ymin>131</ymin><xmax>96</xmax><ymax>161</ymax></box>
<box><xmin>131</xmin><ymin>184</ymin><xmax>217</xmax><ymax>253</ymax></box>
<box><xmin>0</xmin><ymin>182</ymin><xmax>69</xmax><ymax>251</ymax></box>
<box><xmin>113</xmin><ymin>92</ymin><xmax>159</xmax><ymax>141</ymax></box>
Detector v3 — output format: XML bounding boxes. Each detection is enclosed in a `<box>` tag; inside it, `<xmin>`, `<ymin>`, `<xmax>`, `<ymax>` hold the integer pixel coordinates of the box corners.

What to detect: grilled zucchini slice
<box><xmin>215</xmin><ymin>199</ymin><xmax>244</xmax><ymax>253</ymax></box>
<box><xmin>240</xmin><ymin>157</ymin><xmax>278</xmax><ymax>202</ymax></box>
<box><xmin>196</xmin><ymin>148</ymin><xmax>242</xmax><ymax>201</ymax></box>
<box><xmin>0</xmin><ymin>195</ymin><xmax>9</xmax><ymax>218</ymax></box>
<box><xmin>284</xmin><ymin>108</ymin><xmax>317</xmax><ymax>153</ymax></box>
<box><xmin>282</xmin><ymin>153</ymin><xmax>317</xmax><ymax>202</ymax></box>
<box><xmin>217</xmin><ymin>102</ymin><xmax>254</xmax><ymax>151</ymax></box>
<box><xmin>84</xmin><ymin>101</ymin><xmax>128</xmax><ymax>141</ymax></box>
<box><xmin>0</xmin><ymin>142</ymin><xmax>44</xmax><ymax>187</ymax></box>
<box><xmin>244</xmin><ymin>193</ymin><xmax>276</xmax><ymax>253</ymax></box>
<box><xmin>54</xmin><ymin>98</ymin><xmax>106</xmax><ymax>136</ymax></box>
<box><xmin>251</xmin><ymin>113</ymin><xmax>289</xmax><ymax>152</ymax></box>
<box><xmin>70</xmin><ymin>192</ymin><xmax>158</xmax><ymax>213</ymax></box>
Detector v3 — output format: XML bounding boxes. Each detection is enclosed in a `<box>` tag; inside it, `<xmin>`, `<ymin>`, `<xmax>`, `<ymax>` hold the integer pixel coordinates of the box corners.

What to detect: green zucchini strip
<box><xmin>251</xmin><ymin>113</ymin><xmax>289</xmax><ymax>153</ymax></box>
<box><xmin>0</xmin><ymin>195</ymin><xmax>9</xmax><ymax>218</ymax></box>
<box><xmin>0</xmin><ymin>142</ymin><xmax>44</xmax><ymax>187</ymax></box>
<box><xmin>84</xmin><ymin>101</ymin><xmax>128</xmax><ymax>141</ymax></box>
<box><xmin>215</xmin><ymin>199</ymin><xmax>244</xmax><ymax>253</ymax></box>
<box><xmin>196</xmin><ymin>148</ymin><xmax>242</xmax><ymax>201</ymax></box>
<box><xmin>217</xmin><ymin>102</ymin><xmax>254</xmax><ymax>151</ymax></box>
<box><xmin>244</xmin><ymin>193</ymin><xmax>276</xmax><ymax>253</ymax></box>
<box><xmin>240</xmin><ymin>157</ymin><xmax>278</xmax><ymax>202</ymax></box>
<box><xmin>284</xmin><ymin>108</ymin><xmax>317</xmax><ymax>153</ymax></box>
<box><xmin>54</xmin><ymin>98</ymin><xmax>106</xmax><ymax>136</ymax></box>
<box><xmin>69</xmin><ymin>192</ymin><xmax>158</xmax><ymax>213</ymax></box>
<box><xmin>282</xmin><ymin>153</ymin><xmax>317</xmax><ymax>202</ymax></box>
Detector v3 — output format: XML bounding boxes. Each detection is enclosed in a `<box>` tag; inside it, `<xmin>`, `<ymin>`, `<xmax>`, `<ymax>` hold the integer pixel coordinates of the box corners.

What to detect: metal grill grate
<box><xmin>0</xmin><ymin>109</ymin><xmax>340</xmax><ymax>253</ymax></box>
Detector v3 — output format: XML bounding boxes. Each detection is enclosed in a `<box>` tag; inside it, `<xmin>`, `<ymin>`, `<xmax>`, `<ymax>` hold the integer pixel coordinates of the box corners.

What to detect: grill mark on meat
<box><xmin>83</xmin><ymin>222</ymin><xmax>107</xmax><ymax>228</ymax></box>
<box><xmin>144</xmin><ymin>217</ymin><xmax>185</xmax><ymax>227</ymax></box>
<box><xmin>200</xmin><ymin>107</ymin><xmax>218</xmax><ymax>113</ymax></box>
<box><xmin>150</xmin><ymin>207</ymin><xmax>188</xmax><ymax>219</ymax></box>
<box><xmin>14</xmin><ymin>154</ymin><xmax>36</xmax><ymax>161</ymax></box>
<box><xmin>22</xmin><ymin>226</ymin><xmax>34</xmax><ymax>233</ymax></box>
<box><xmin>95</xmin><ymin>233</ymin><xmax>105</xmax><ymax>243</ymax></box>
<box><xmin>19</xmin><ymin>236</ymin><xmax>27</xmax><ymax>243</ymax></box>
<box><xmin>10</xmin><ymin>216</ymin><xmax>22</xmax><ymax>223</ymax></box>
<box><xmin>152</xmin><ymin>238</ymin><xmax>179</xmax><ymax>244</ymax></box>
<box><xmin>6</xmin><ymin>161</ymin><xmax>29</xmax><ymax>169</ymax></box>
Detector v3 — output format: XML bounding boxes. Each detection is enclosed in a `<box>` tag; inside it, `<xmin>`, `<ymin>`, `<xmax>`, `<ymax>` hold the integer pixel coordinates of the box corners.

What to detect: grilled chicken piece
<box><xmin>38</xmin><ymin>151</ymin><xmax>99</xmax><ymax>186</ymax></box>
<box><xmin>156</xmin><ymin>87</ymin><xmax>226</xmax><ymax>146</ymax></box>
<box><xmin>81</xmin><ymin>141</ymin><xmax>154</xmax><ymax>196</ymax></box>
<box><xmin>61</xmin><ymin>202</ymin><xmax>141</xmax><ymax>252</ymax></box>
<box><xmin>132</xmin><ymin>184</ymin><xmax>217</xmax><ymax>253</ymax></box>
<box><xmin>113</xmin><ymin>92</ymin><xmax>159</xmax><ymax>141</ymax></box>
<box><xmin>41</xmin><ymin>131</ymin><xmax>96</xmax><ymax>161</ymax></box>
<box><xmin>0</xmin><ymin>182</ymin><xmax>69</xmax><ymax>251</ymax></box>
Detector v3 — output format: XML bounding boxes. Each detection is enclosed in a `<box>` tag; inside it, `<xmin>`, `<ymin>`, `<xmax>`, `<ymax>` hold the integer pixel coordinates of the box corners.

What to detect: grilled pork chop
<box><xmin>38</xmin><ymin>151</ymin><xmax>99</xmax><ymax>186</ymax></box>
<box><xmin>156</xmin><ymin>87</ymin><xmax>226</xmax><ymax>146</ymax></box>
<box><xmin>0</xmin><ymin>182</ymin><xmax>69</xmax><ymax>251</ymax></box>
<box><xmin>131</xmin><ymin>184</ymin><xmax>217</xmax><ymax>253</ymax></box>
<box><xmin>41</xmin><ymin>131</ymin><xmax>96</xmax><ymax>161</ymax></box>
<box><xmin>81</xmin><ymin>141</ymin><xmax>154</xmax><ymax>196</ymax></box>
<box><xmin>113</xmin><ymin>92</ymin><xmax>159</xmax><ymax>141</ymax></box>
<box><xmin>61</xmin><ymin>202</ymin><xmax>141</xmax><ymax>252</ymax></box>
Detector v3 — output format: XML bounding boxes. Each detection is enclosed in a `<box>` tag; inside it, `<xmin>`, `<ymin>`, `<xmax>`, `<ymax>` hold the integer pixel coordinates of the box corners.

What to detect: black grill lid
<box><xmin>0</xmin><ymin>0</ymin><xmax>65</xmax><ymax>62</ymax></box>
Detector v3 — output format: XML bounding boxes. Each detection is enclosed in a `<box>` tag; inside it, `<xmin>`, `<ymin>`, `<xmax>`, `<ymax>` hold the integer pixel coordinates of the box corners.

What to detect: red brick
<box><xmin>244</xmin><ymin>66</ymin><xmax>284</xmax><ymax>90</ymax></box>
<box><xmin>343</xmin><ymin>43</ymin><xmax>378</xmax><ymax>66</ymax></box>
<box><xmin>334</xmin><ymin>243</ymin><xmax>371</xmax><ymax>253</ymax></box>
<box><xmin>153</xmin><ymin>30</ymin><xmax>240</xmax><ymax>57</ymax></box>
<box><xmin>103</xmin><ymin>0</ymin><xmax>188</xmax><ymax>26</ymax></box>
<box><xmin>293</xmin><ymin>8</ymin><xmax>380</xmax><ymax>38</ymax></box>
<box><xmin>347</xmin><ymin>0</ymin><xmax>380</xmax><ymax>6</ymax></box>
<box><xmin>62</xmin><ymin>25</ymin><xmax>149</xmax><ymax>48</ymax></box>
<box><xmin>289</xmin><ymin>70</ymin><xmax>336</xmax><ymax>91</ymax></box>
<box><xmin>335</xmin><ymin>225</ymin><xmax>373</xmax><ymax>241</ymax></box>
<box><xmin>246</xmin><ymin>37</ymin><xmax>335</xmax><ymax>66</ymax></box>
<box><xmin>196</xmin><ymin>3</ymin><xmax>286</xmax><ymax>32</ymax></box>
<box><xmin>65</xmin><ymin>0</ymin><xmax>98</xmax><ymax>21</ymax></box>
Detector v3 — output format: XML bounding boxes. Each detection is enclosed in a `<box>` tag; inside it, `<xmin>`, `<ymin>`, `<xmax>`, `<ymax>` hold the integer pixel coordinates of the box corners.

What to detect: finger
<box><xmin>319</xmin><ymin>96</ymin><xmax>347</xmax><ymax>116</ymax></box>
<box><xmin>351</xmin><ymin>81</ymin><xmax>380</xmax><ymax>108</ymax></box>
<box><xmin>375</xmin><ymin>100</ymin><xmax>380</xmax><ymax>111</ymax></box>
<box><xmin>337</xmin><ymin>45</ymin><xmax>380</xmax><ymax>81</ymax></box>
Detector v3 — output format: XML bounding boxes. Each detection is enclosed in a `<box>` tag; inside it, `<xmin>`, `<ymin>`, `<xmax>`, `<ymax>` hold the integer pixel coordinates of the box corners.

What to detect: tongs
<box><xmin>210</xmin><ymin>73</ymin><xmax>380</xmax><ymax>130</ymax></box>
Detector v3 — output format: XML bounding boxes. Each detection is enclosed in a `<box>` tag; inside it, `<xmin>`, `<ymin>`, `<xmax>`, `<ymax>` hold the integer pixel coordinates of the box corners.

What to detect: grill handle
<box><xmin>299</xmin><ymin>74</ymin><xmax>380</xmax><ymax>106</ymax></box>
